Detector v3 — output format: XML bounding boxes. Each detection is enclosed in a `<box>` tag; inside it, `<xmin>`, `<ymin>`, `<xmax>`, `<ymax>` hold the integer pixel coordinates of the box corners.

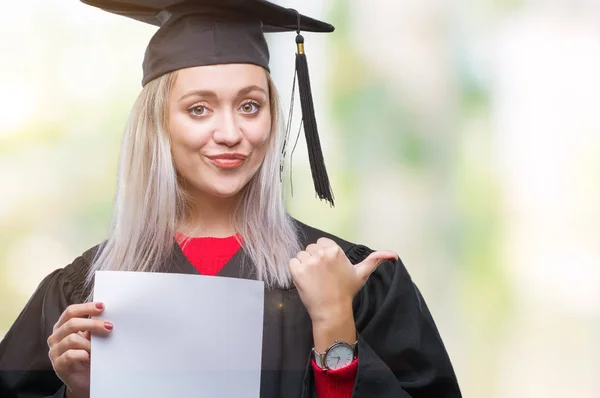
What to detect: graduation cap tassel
<box><xmin>295</xmin><ymin>33</ymin><xmax>335</xmax><ymax>207</ymax></box>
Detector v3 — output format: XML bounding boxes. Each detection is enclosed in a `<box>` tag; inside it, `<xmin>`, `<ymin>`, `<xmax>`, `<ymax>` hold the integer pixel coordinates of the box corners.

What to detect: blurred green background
<box><xmin>1</xmin><ymin>1</ymin><xmax>599</xmax><ymax>397</ymax></box>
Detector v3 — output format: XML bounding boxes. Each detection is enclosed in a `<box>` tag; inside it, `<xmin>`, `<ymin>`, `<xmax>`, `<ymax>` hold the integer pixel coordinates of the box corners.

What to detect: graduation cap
<box><xmin>81</xmin><ymin>0</ymin><xmax>335</xmax><ymax>206</ymax></box>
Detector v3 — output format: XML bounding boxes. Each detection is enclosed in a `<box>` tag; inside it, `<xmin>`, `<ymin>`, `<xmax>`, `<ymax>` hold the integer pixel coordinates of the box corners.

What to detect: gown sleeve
<box><xmin>344</xmin><ymin>244</ymin><xmax>461</xmax><ymax>398</ymax></box>
<box><xmin>0</xmin><ymin>253</ymin><xmax>92</xmax><ymax>398</ymax></box>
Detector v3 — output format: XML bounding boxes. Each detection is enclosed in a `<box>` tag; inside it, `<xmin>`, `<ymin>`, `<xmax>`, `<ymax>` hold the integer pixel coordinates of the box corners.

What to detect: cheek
<box><xmin>169</xmin><ymin>112</ymin><xmax>212</xmax><ymax>152</ymax></box>
<box><xmin>244</xmin><ymin>114</ymin><xmax>272</xmax><ymax>151</ymax></box>
<box><xmin>245</xmin><ymin>130</ymin><xmax>270</xmax><ymax>170</ymax></box>
<box><xmin>168</xmin><ymin>113</ymin><xmax>214</xmax><ymax>179</ymax></box>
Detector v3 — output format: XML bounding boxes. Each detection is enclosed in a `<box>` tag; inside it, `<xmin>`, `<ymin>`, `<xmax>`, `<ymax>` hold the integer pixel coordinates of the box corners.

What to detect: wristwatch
<box><xmin>313</xmin><ymin>340</ymin><xmax>358</xmax><ymax>371</ymax></box>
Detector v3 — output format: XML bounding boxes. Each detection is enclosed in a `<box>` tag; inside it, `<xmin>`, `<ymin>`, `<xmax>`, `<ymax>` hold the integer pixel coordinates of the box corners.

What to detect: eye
<box><xmin>188</xmin><ymin>104</ymin><xmax>208</xmax><ymax>117</ymax></box>
<box><xmin>239</xmin><ymin>101</ymin><xmax>261</xmax><ymax>114</ymax></box>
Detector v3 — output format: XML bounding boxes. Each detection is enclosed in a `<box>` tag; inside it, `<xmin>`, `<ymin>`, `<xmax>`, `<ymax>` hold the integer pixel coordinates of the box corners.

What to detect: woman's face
<box><xmin>168</xmin><ymin>64</ymin><xmax>272</xmax><ymax>201</ymax></box>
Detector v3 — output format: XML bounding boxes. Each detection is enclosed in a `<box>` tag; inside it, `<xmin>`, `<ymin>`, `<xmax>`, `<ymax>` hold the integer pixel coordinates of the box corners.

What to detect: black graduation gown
<box><xmin>0</xmin><ymin>220</ymin><xmax>461</xmax><ymax>398</ymax></box>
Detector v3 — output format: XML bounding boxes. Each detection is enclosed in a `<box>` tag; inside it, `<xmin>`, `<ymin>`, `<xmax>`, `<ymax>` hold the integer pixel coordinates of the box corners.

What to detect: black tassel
<box><xmin>295</xmin><ymin>33</ymin><xmax>335</xmax><ymax>207</ymax></box>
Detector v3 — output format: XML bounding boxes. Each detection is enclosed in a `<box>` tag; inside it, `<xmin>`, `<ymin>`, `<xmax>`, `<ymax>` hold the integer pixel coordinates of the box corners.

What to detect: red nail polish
<box><xmin>104</xmin><ymin>322</ymin><xmax>113</xmax><ymax>331</ymax></box>
<box><xmin>96</xmin><ymin>303</ymin><xmax>104</xmax><ymax>310</ymax></box>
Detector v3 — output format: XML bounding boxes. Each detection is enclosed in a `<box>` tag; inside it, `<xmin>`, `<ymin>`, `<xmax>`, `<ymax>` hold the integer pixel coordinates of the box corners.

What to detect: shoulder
<box><xmin>292</xmin><ymin>219</ymin><xmax>417</xmax><ymax>313</ymax></box>
<box><xmin>54</xmin><ymin>244</ymin><xmax>101</xmax><ymax>304</ymax></box>
<box><xmin>0</xmin><ymin>244</ymin><xmax>102</xmax><ymax>357</ymax></box>
<box><xmin>64</xmin><ymin>245</ymin><xmax>97</xmax><ymax>274</ymax></box>
<box><xmin>291</xmin><ymin>218</ymin><xmax>412</xmax><ymax>286</ymax></box>
<box><xmin>292</xmin><ymin>219</ymin><xmax>375</xmax><ymax>264</ymax></box>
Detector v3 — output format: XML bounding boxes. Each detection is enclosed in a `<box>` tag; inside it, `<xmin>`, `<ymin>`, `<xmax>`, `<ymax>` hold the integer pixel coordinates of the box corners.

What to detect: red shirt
<box><xmin>178</xmin><ymin>235</ymin><xmax>358</xmax><ymax>397</ymax></box>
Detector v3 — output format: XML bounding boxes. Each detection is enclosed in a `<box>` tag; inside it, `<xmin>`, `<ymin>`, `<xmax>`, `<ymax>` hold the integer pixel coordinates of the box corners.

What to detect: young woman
<box><xmin>0</xmin><ymin>1</ymin><xmax>461</xmax><ymax>397</ymax></box>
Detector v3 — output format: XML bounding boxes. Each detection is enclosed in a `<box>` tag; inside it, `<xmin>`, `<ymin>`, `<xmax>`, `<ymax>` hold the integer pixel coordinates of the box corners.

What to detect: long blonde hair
<box><xmin>86</xmin><ymin>70</ymin><xmax>300</xmax><ymax>295</ymax></box>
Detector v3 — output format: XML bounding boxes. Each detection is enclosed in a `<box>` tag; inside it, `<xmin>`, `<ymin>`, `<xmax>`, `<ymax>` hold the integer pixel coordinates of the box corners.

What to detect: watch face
<box><xmin>324</xmin><ymin>343</ymin><xmax>354</xmax><ymax>370</ymax></box>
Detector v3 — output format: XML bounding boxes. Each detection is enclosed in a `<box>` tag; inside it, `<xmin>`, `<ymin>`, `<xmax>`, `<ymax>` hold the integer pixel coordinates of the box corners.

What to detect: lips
<box><xmin>207</xmin><ymin>153</ymin><xmax>247</xmax><ymax>169</ymax></box>
<box><xmin>207</xmin><ymin>153</ymin><xmax>248</xmax><ymax>160</ymax></box>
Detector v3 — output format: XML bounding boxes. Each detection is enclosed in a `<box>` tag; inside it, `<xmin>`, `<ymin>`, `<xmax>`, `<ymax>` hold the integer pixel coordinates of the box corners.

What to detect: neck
<box><xmin>179</xmin><ymin>192</ymin><xmax>240</xmax><ymax>238</ymax></box>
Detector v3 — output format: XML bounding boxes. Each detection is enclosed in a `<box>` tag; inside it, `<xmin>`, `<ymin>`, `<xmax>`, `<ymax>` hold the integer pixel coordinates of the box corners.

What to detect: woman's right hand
<box><xmin>47</xmin><ymin>302</ymin><xmax>113</xmax><ymax>398</ymax></box>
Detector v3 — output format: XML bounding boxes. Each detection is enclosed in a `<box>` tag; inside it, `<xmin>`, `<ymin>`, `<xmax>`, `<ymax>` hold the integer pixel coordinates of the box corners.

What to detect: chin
<box><xmin>209</xmin><ymin>182</ymin><xmax>248</xmax><ymax>199</ymax></box>
<box><xmin>211</xmin><ymin>189</ymin><xmax>242</xmax><ymax>198</ymax></box>
<box><xmin>185</xmin><ymin>173</ymin><xmax>252</xmax><ymax>200</ymax></box>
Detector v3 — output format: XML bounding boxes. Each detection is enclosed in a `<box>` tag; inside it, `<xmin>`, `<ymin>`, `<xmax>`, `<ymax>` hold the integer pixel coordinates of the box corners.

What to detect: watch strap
<box><xmin>314</xmin><ymin>349</ymin><xmax>326</xmax><ymax>369</ymax></box>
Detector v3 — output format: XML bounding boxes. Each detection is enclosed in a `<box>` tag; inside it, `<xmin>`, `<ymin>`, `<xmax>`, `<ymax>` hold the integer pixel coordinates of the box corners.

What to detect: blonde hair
<box><xmin>86</xmin><ymin>69</ymin><xmax>300</xmax><ymax>295</ymax></box>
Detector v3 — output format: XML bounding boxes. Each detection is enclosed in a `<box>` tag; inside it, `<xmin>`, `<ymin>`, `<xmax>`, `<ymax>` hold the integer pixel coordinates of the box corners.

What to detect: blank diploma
<box><xmin>91</xmin><ymin>271</ymin><xmax>264</xmax><ymax>398</ymax></box>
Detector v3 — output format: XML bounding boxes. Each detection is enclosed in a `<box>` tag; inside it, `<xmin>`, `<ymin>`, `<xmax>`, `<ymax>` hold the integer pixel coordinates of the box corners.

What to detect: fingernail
<box><xmin>104</xmin><ymin>322</ymin><xmax>113</xmax><ymax>331</ymax></box>
<box><xmin>95</xmin><ymin>303</ymin><xmax>104</xmax><ymax>310</ymax></box>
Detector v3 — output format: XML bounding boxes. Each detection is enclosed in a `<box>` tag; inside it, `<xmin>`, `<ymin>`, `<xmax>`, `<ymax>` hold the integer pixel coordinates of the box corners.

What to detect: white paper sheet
<box><xmin>91</xmin><ymin>271</ymin><xmax>264</xmax><ymax>398</ymax></box>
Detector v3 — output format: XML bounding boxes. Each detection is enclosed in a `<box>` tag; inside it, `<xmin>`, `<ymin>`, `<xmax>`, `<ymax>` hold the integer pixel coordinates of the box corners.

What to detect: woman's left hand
<box><xmin>289</xmin><ymin>237</ymin><xmax>398</xmax><ymax>325</ymax></box>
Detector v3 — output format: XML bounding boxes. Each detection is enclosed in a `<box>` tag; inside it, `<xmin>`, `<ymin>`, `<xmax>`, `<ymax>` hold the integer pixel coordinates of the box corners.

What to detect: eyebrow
<box><xmin>178</xmin><ymin>85</ymin><xmax>267</xmax><ymax>101</ymax></box>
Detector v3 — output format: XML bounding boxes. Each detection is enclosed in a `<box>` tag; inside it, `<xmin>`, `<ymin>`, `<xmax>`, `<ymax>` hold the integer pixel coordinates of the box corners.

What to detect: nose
<box><xmin>213</xmin><ymin>108</ymin><xmax>243</xmax><ymax>147</ymax></box>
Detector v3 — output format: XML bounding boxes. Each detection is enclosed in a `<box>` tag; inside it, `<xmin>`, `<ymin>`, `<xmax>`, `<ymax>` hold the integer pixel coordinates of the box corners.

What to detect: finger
<box><xmin>53</xmin><ymin>349</ymin><xmax>90</xmax><ymax>372</ymax></box>
<box><xmin>54</xmin><ymin>302</ymin><xmax>105</xmax><ymax>331</ymax></box>
<box><xmin>316</xmin><ymin>237</ymin><xmax>337</xmax><ymax>248</ymax></box>
<box><xmin>50</xmin><ymin>332</ymin><xmax>91</xmax><ymax>360</ymax></box>
<box><xmin>295</xmin><ymin>251</ymin><xmax>311</xmax><ymax>263</ymax></box>
<box><xmin>78</xmin><ymin>330</ymin><xmax>91</xmax><ymax>341</ymax></box>
<box><xmin>355</xmin><ymin>251</ymin><xmax>398</xmax><ymax>280</ymax></box>
<box><xmin>288</xmin><ymin>258</ymin><xmax>301</xmax><ymax>273</ymax></box>
<box><xmin>51</xmin><ymin>318</ymin><xmax>113</xmax><ymax>345</ymax></box>
<box><xmin>305</xmin><ymin>243</ymin><xmax>323</xmax><ymax>256</ymax></box>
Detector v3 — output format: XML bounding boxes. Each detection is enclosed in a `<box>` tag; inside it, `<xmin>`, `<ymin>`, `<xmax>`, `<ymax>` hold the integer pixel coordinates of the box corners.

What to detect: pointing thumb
<box><xmin>356</xmin><ymin>250</ymin><xmax>398</xmax><ymax>281</ymax></box>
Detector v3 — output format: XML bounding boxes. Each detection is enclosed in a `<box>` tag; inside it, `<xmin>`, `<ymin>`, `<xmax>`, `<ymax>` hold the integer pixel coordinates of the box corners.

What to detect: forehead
<box><xmin>172</xmin><ymin>64</ymin><xmax>269</xmax><ymax>96</ymax></box>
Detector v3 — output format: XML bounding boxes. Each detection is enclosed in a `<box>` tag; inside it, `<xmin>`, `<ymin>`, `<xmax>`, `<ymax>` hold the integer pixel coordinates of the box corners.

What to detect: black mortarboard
<box><xmin>81</xmin><ymin>0</ymin><xmax>335</xmax><ymax>205</ymax></box>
